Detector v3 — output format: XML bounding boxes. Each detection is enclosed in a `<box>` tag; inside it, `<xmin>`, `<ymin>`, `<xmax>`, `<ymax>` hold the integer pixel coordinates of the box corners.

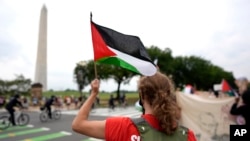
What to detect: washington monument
<box><xmin>34</xmin><ymin>5</ymin><xmax>47</xmax><ymax>91</ymax></box>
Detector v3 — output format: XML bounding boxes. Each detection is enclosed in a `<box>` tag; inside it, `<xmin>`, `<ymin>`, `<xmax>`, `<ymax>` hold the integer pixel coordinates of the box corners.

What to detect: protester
<box><xmin>230</xmin><ymin>89</ymin><xmax>250</xmax><ymax>125</ymax></box>
<box><xmin>72</xmin><ymin>72</ymin><xmax>197</xmax><ymax>140</ymax></box>
<box><xmin>22</xmin><ymin>96</ymin><xmax>29</xmax><ymax>110</ymax></box>
<box><xmin>235</xmin><ymin>77</ymin><xmax>249</xmax><ymax>96</ymax></box>
<box><xmin>0</xmin><ymin>96</ymin><xmax>6</xmax><ymax>108</ymax></box>
<box><xmin>55</xmin><ymin>96</ymin><xmax>63</xmax><ymax>109</ymax></box>
<box><xmin>73</xmin><ymin>96</ymin><xmax>79</xmax><ymax>109</ymax></box>
<box><xmin>229</xmin><ymin>77</ymin><xmax>250</xmax><ymax>125</ymax></box>
<box><xmin>32</xmin><ymin>97</ymin><xmax>38</xmax><ymax>106</ymax></box>
<box><xmin>120</xmin><ymin>92</ymin><xmax>127</xmax><ymax>108</ymax></box>
<box><xmin>65</xmin><ymin>96</ymin><xmax>71</xmax><ymax>110</ymax></box>
<box><xmin>96</xmin><ymin>95</ymin><xmax>100</xmax><ymax>106</ymax></box>
<box><xmin>108</xmin><ymin>94</ymin><xmax>115</xmax><ymax>110</ymax></box>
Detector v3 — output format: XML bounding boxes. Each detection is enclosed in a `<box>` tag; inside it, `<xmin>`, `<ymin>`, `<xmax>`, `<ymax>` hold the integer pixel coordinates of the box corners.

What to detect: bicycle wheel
<box><xmin>39</xmin><ymin>111</ymin><xmax>48</xmax><ymax>122</ymax></box>
<box><xmin>17</xmin><ymin>113</ymin><xmax>30</xmax><ymax>126</ymax></box>
<box><xmin>0</xmin><ymin>115</ymin><xmax>11</xmax><ymax>130</ymax></box>
<box><xmin>52</xmin><ymin>110</ymin><xmax>61</xmax><ymax>120</ymax></box>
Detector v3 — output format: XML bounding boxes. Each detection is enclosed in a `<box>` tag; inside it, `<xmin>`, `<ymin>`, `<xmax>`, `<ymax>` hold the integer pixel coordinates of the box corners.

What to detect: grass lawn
<box><xmin>43</xmin><ymin>91</ymin><xmax>140</xmax><ymax>106</ymax></box>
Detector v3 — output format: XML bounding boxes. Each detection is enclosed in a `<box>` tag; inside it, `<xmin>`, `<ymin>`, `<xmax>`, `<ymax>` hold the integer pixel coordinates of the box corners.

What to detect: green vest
<box><xmin>131</xmin><ymin>117</ymin><xmax>188</xmax><ymax>141</ymax></box>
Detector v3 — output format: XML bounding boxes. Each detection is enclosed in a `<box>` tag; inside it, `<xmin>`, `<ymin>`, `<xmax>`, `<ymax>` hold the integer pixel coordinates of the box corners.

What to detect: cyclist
<box><xmin>5</xmin><ymin>93</ymin><xmax>23</xmax><ymax>126</ymax></box>
<box><xmin>41</xmin><ymin>95</ymin><xmax>56</xmax><ymax>119</ymax></box>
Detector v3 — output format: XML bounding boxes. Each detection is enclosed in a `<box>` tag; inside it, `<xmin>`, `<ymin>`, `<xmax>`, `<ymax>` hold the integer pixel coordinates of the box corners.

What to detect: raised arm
<box><xmin>230</xmin><ymin>97</ymin><xmax>245</xmax><ymax>115</ymax></box>
<box><xmin>72</xmin><ymin>79</ymin><xmax>106</xmax><ymax>139</ymax></box>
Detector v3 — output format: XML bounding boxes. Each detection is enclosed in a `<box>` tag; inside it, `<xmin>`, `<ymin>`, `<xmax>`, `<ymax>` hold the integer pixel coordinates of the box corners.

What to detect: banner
<box><xmin>177</xmin><ymin>92</ymin><xmax>238</xmax><ymax>141</ymax></box>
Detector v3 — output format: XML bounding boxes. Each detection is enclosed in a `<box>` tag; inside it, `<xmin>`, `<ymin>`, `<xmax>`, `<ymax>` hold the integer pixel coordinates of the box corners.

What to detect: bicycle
<box><xmin>0</xmin><ymin>108</ymin><xmax>30</xmax><ymax>130</ymax></box>
<box><xmin>39</xmin><ymin>107</ymin><xmax>61</xmax><ymax>122</ymax></box>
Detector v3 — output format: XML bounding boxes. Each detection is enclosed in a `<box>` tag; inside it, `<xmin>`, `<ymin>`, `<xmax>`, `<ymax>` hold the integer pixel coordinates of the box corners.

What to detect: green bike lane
<box><xmin>0</xmin><ymin>124</ymin><xmax>105</xmax><ymax>141</ymax></box>
<box><xmin>0</xmin><ymin>111</ymin><xmax>106</xmax><ymax>141</ymax></box>
<box><xmin>0</xmin><ymin>106</ymin><xmax>139</xmax><ymax>141</ymax></box>
<box><xmin>0</xmin><ymin>122</ymin><xmax>103</xmax><ymax>141</ymax></box>
<box><xmin>0</xmin><ymin>124</ymin><xmax>72</xmax><ymax>141</ymax></box>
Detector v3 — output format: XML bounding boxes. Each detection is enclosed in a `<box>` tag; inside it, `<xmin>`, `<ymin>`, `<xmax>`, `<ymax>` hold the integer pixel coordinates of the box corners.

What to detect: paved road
<box><xmin>0</xmin><ymin>106</ymin><xmax>141</xmax><ymax>141</ymax></box>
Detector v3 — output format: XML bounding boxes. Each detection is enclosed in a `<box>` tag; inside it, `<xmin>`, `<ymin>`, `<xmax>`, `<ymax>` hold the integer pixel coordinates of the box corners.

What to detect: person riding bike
<box><xmin>41</xmin><ymin>95</ymin><xmax>56</xmax><ymax>119</ymax></box>
<box><xmin>5</xmin><ymin>93</ymin><xmax>23</xmax><ymax>126</ymax></box>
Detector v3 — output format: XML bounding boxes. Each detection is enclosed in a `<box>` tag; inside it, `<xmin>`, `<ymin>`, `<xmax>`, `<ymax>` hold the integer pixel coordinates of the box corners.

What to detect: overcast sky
<box><xmin>1</xmin><ymin>0</ymin><xmax>250</xmax><ymax>92</ymax></box>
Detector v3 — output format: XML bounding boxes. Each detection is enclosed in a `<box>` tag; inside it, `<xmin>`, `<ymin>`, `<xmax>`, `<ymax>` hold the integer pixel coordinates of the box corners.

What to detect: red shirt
<box><xmin>105</xmin><ymin>114</ymin><xmax>197</xmax><ymax>141</ymax></box>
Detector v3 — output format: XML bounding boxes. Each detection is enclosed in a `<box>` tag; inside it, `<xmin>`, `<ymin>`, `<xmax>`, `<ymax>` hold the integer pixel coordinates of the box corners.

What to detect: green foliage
<box><xmin>146</xmin><ymin>46</ymin><xmax>236</xmax><ymax>90</ymax></box>
<box><xmin>147</xmin><ymin>46</ymin><xmax>174</xmax><ymax>74</ymax></box>
<box><xmin>74</xmin><ymin>60</ymin><xmax>138</xmax><ymax>99</ymax></box>
<box><xmin>73</xmin><ymin>61</ymin><xmax>91</xmax><ymax>92</ymax></box>
<box><xmin>0</xmin><ymin>74</ymin><xmax>31</xmax><ymax>96</ymax></box>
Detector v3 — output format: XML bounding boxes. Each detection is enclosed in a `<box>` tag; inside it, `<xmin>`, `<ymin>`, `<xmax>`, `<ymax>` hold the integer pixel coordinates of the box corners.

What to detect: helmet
<box><xmin>14</xmin><ymin>94</ymin><xmax>20</xmax><ymax>99</ymax></box>
<box><xmin>51</xmin><ymin>95</ymin><xmax>56</xmax><ymax>100</ymax></box>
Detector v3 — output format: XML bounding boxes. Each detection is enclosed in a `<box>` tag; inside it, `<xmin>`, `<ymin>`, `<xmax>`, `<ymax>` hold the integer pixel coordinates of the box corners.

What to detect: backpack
<box><xmin>131</xmin><ymin>117</ymin><xmax>188</xmax><ymax>141</ymax></box>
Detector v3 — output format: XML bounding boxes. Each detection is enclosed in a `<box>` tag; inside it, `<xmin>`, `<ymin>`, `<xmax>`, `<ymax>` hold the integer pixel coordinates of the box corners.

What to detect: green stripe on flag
<box><xmin>0</xmin><ymin>127</ymin><xmax>47</xmax><ymax>139</ymax></box>
<box><xmin>98</xmin><ymin>57</ymin><xmax>140</xmax><ymax>74</ymax></box>
<box><xmin>21</xmin><ymin>131</ymin><xmax>71</xmax><ymax>141</ymax></box>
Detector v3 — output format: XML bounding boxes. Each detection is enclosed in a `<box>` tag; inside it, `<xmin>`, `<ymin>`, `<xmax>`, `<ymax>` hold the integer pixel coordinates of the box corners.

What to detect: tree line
<box><xmin>74</xmin><ymin>46</ymin><xmax>236</xmax><ymax>99</ymax></box>
<box><xmin>0</xmin><ymin>75</ymin><xmax>31</xmax><ymax>96</ymax></box>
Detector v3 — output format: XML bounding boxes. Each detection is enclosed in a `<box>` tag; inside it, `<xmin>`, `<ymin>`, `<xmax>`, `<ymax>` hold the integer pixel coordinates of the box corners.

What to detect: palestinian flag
<box><xmin>221</xmin><ymin>79</ymin><xmax>236</xmax><ymax>96</ymax></box>
<box><xmin>91</xmin><ymin>21</ymin><xmax>157</xmax><ymax>76</ymax></box>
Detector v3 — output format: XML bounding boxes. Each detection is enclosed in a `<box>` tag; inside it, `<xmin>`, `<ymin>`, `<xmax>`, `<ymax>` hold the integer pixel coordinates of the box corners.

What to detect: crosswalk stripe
<box><xmin>0</xmin><ymin>128</ymin><xmax>48</xmax><ymax>139</ymax></box>
<box><xmin>60</xmin><ymin>131</ymin><xmax>72</xmax><ymax>135</ymax></box>
<box><xmin>21</xmin><ymin>131</ymin><xmax>72</xmax><ymax>141</ymax></box>
<box><xmin>41</xmin><ymin>127</ymin><xmax>50</xmax><ymax>131</ymax></box>
<box><xmin>82</xmin><ymin>137</ymin><xmax>104</xmax><ymax>141</ymax></box>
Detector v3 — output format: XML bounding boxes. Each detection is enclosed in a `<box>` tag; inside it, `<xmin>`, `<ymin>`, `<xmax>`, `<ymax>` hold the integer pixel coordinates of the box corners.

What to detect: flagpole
<box><xmin>94</xmin><ymin>61</ymin><xmax>97</xmax><ymax>78</ymax></box>
<box><xmin>90</xmin><ymin>12</ymin><xmax>92</xmax><ymax>21</ymax></box>
<box><xmin>90</xmin><ymin>12</ymin><xmax>98</xmax><ymax>79</ymax></box>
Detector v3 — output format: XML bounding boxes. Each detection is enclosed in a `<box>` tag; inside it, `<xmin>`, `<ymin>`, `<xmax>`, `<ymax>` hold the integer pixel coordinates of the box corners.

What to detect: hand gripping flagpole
<box><xmin>90</xmin><ymin>12</ymin><xmax>98</xmax><ymax>79</ymax></box>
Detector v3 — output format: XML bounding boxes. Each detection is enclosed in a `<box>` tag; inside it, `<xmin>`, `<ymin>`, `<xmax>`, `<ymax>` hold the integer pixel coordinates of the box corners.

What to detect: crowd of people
<box><xmin>0</xmin><ymin>94</ymin><xmax>96</xmax><ymax>113</ymax></box>
<box><xmin>108</xmin><ymin>92</ymin><xmax>127</xmax><ymax>111</ymax></box>
<box><xmin>0</xmin><ymin>91</ymin><xmax>128</xmax><ymax>113</ymax></box>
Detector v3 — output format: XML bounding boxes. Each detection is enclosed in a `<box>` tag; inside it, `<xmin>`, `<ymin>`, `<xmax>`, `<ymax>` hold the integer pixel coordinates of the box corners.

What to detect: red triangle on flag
<box><xmin>91</xmin><ymin>22</ymin><xmax>116</xmax><ymax>61</ymax></box>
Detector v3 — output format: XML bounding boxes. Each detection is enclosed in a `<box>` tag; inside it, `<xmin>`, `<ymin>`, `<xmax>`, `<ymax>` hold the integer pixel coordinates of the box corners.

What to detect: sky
<box><xmin>0</xmin><ymin>0</ymin><xmax>250</xmax><ymax>92</ymax></box>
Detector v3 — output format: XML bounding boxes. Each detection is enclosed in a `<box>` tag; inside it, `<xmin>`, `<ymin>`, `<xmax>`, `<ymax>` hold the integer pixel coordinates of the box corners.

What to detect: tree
<box><xmin>146</xmin><ymin>45</ymin><xmax>174</xmax><ymax>74</ymax></box>
<box><xmin>91</xmin><ymin>61</ymin><xmax>138</xmax><ymax>99</ymax></box>
<box><xmin>73</xmin><ymin>61</ymin><xmax>90</xmax><ymax>97</ymax></box>
<box><xmin>146</xmin><ymin>46</ymin><xmax>235</xmax><ymax>90</ymax></box>
<box><xmin>171</xmin><ymin>55</ymin><xmax>235</xmax><ymax>90</ymax></box>
<box><xmin>13</xmin><ymin>74</ymin><xmax>32</xmax><ymax>93</ymax></box>
<box><xmin>74</xmin><ymin>60</ymin><xmax>138</xmax><ymax>99</ymax></box>
<box><xmin>0</xmin><ymin>74</ymin><xmax>31</xmax><ymax>96</ymax></box>
<box><xmin>108</xmin><ymin>66</ymin><xmax>137</xmax><ymax>100</ymax></box>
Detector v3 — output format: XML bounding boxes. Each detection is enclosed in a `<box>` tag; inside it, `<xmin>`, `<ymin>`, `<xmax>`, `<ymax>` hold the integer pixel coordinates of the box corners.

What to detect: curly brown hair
<box><xmin>138</xmin><ymin>71</ymin><xmax>181</xmax><ymax>135</ymax></box>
